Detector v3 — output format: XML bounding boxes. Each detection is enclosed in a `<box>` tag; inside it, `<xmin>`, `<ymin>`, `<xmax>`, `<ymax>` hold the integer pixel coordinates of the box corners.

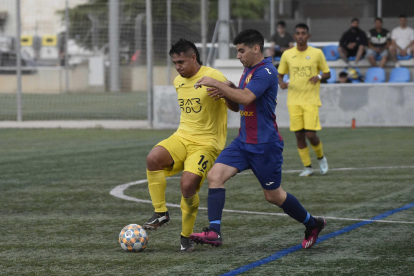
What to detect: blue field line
<box><xmin>221</xmin><ymin>201</ymin><xmax>414</xmax><ymax>276</ymax></box>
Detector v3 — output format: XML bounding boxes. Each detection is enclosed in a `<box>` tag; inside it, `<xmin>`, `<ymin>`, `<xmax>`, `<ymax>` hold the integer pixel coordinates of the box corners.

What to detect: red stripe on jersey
<box><xmin>245</xmin><ymin>102</ymin><xmax>258</xmax><ymax>143</ymax></box>
<box><xmin>272</xmin><ymin>113</ymin><xmax>283</xmax><ymax>141</ymax></box>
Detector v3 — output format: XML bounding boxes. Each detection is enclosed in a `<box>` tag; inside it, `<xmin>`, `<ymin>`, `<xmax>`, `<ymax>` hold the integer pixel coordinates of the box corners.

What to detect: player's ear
<box><xmin>254</xmin><ymin>44</ymin><xmax>260</xmax><ymax>54</ymax></box>
<box><xmin>191</xmin><ymin>54</ymin><xmax>197</xmax><ymax>63</ymax></box>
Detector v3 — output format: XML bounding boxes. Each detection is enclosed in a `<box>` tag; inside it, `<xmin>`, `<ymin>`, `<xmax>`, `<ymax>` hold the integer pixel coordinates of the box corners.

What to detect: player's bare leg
<box><xmin>144</xmin><ymin>146</ymin><xmax>174</xmax><ymax>231</ymax></box>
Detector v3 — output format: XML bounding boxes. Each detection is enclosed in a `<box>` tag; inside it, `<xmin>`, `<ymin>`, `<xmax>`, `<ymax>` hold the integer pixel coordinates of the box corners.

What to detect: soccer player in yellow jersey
<box><xmin>278</xmin><ymin>23</ymin><xmax>331</xmax><ymax>177</ymax></box>
<box><xmin>143</xmin><ymin>39</ymin><xmax>238</xmax><ymax>252</ymax></box>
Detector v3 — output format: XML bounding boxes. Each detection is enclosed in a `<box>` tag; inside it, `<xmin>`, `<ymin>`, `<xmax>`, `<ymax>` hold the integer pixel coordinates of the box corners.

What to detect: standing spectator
<box><xmin>266</xmin><ymin>21</ymin><xmax>294</xmax><ymax>59</ymax></box>
<box><xmin>389</xmin><ymin>14</ymin><xmax>414</xmax><ymax>67</ymax></box>
<box><xmin>338</xmin><ymin>18</ymin><xmax>368</xmax><ymax>66</ymax></box>
<box><xmin>366</xmin><ymin>18</ymin><xmax>391</xmax><ymax>68</ymax></box>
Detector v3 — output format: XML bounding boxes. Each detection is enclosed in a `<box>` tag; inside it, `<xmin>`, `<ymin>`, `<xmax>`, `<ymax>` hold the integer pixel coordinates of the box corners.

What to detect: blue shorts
<box><xmin>215</xmin><ymin>138</ymin><xmax>284</xmax><ymax>190</ymax></box>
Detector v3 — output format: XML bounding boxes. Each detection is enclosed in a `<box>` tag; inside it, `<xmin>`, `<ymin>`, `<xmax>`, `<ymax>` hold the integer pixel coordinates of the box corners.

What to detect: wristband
<box><xmin>317</xmin><ymin>74</ymin><xmax>322</xmax><ymax>80</ymax></box>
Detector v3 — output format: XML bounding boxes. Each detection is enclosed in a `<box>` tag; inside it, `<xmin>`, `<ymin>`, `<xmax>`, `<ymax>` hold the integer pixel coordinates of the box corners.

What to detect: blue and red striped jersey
<box><xmin>236</xmin><ymin>57</ymin><xmax>283</xmax><ymax>144</ymax></box>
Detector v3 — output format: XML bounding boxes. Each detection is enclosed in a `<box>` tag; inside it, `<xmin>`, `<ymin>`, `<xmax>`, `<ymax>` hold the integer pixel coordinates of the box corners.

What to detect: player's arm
<box><xmin>196</xmin><ymin>76</ymin><xmax>256</xmax><ymax>106</ymax></box>
<box><xmin>206</xmin><ymin>81</ymin><xmax>239</xmax><ymax>112</ymax></box>
<box><xmin>310</xmin><ymin>51</ymin><xmax>331</xmax><ymax>84</ymax></box>
<box><xmin>278</xmin><ymin>74</ymin><xmax>288</xmax><ymax>89</ymax></box>
<box><xmin>222</xmin><ymin>81</ymin><xmax>240</xmax><ymax>112</ymax></box>
<box><xmin>277</xmin><ymin>53</ymin><xmax>289</xmax><ymax>89</ymax></box>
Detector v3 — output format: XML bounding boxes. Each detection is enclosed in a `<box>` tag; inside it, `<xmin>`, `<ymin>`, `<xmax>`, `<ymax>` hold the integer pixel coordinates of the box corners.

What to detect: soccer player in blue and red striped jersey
<box><xmin>189</xmin><ymin>29</ymin><xmax>326</xmax><ymax>249</ymax></box>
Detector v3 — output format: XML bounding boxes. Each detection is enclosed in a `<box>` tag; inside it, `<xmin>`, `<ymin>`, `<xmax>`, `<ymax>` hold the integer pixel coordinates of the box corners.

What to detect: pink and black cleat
<box><xmin>302</xmin><ymin>217</ymin><xmax>326</xmax><ymax>249</ymax></box>
<box><xmin>189</xmin><ymin>227</ymin><xmax>223</xmax><ymax>247</ymax></box>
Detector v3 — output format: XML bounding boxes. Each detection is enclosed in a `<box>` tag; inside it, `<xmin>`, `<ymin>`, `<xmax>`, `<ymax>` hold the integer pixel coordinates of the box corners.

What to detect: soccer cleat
<box><xmin>189</xmin><ymin>227</ymin><xmax>223</xmax><ymax>247</ymax></box>
<box><xmin>299</xmin><ymin>167</ymin><xmax>314</xmax><ymax>177</ymax></box>
<box><xmin>143</xmin><ymin>211</ymin><xmax>170</xmax><ymax>230</ymax></box>
<box><xmin>302</xmin><ymin>217</ymin><xmax>326</xmax><ymax>249</ymax></box>
<box><xmin>318</xmin><ymin>156</ymin><xmax>329</xmax><ymax>175</ymax></box>
<box><xmin>180</xmin><ymin>235</ymin><xmax>195</xmax><ymax>253</ymax></box>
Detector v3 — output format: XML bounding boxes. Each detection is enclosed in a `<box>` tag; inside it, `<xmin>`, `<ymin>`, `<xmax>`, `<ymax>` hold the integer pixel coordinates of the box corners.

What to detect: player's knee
<box><xmin>146</xmin><ymin>152</ymin><xmax>162</xmax><ymax>170</ymax></box>
<box><xmin>305</xmin><ymin>131</ymin><xmax>316</xmax><ymax>139</ymax></box>
<box><xmin>180</xmin><ymin>179</ymin><xmax>198</xmax><ymax>197</ymax></box>
<box><xmin>207</xmin><ymin>170</ymin><xmax>223</xmax><ymax>188</ymax></box>
<box><xmin>264</xmin><ymin>188</ymin><xmax>286</xmax><ymax>206</ymax></box>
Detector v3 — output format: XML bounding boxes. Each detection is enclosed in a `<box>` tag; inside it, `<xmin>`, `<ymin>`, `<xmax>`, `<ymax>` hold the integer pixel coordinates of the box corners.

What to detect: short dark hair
<box><xmin>277</xmin><ymin>21</ymin><xmax>286</xmax><ymax>28</ymax></box>
<box><xmin>399</xmin><ymin>14</ymin><xmax>407</xmax><ymax>18</ymax></box>
<box><xmin>169</xmin><ymin>38</ymin><xmax>202</xmax><ymax>65</ymax></box>
<box><xmin>351</xmin><ymin>17</ymin><xmax>359</xmax><ymax>23</ymax></box>
<box><xmin>294</xmin><ymin>23</ymin><xmax>309</xmax><ymax>33</ymax></box>
<box><xmin>375</xmin><ymin>17</ymin><xmax>382</xmax><ymax>23</ymax></box>
<box><xmin>233</xmin><ymin>29</ymin><xmax>264</xmax><ymax>53</ymax></box>
<box><xmin>339</xmin><ymin>72</ymin><xmax>348</xmax><ymax>77</ymax></box>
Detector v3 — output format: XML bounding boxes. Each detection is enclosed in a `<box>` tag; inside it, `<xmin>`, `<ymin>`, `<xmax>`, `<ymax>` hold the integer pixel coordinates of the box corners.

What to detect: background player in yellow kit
<box><xmin>143</xmin><ymin>39</ymin><xmax>238</xmax><ymax>252</ymax></box>
<box><xmin>278</xmin><ymin>23</ymin><xmax>330</xmax><ymax>177</ymax></box>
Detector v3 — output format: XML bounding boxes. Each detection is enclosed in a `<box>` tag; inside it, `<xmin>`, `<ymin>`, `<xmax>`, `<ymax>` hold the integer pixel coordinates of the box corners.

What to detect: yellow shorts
<box><xmin>288</xmin><ymin>105</ymin><xmax>322</xmax><ymax>132</ymax></box>
<box><xmin>156</xmin><ymin>135</ymin><xmax>220</xmax><ymax>189</ymax></box>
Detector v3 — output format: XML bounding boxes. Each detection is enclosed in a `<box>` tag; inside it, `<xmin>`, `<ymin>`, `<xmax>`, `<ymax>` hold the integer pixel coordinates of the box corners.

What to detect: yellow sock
<box><xmin>311</xmin><ymin>142</ymin><xmax>324</xmax><ymax>159</ymax></box>
<box><xmin>180</xmin><ymin>193</ymin><xmax>199</xmax><ymax>237</ymax></box>
<box><xmin>147</xmin><ymin>169</ymin><xmax>168</xmax><ymax>213</ymax></box>
<box><xmin>298</xmin><ymin>147</ymin><xmax>312</xmax><ymax>167</ymax></box>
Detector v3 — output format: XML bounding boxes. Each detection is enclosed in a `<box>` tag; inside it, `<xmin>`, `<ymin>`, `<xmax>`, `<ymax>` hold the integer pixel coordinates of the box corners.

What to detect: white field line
<box><xmin>110</xmin><ymin>166</ymin><xmax>414</xmax><ymax>225</ymax></box>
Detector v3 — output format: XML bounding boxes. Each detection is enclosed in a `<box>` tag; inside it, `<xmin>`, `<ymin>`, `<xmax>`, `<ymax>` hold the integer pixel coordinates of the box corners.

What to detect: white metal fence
<box><xmin>0</xmin><ymin>0</ymin><xmax>408</xmax><ymax>124</ymax></box>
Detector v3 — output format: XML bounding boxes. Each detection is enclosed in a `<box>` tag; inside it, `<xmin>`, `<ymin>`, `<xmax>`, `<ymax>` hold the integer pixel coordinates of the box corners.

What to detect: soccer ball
<box><xmin>119</xmin><ymin>224</ymin><xmax>148</xmax><ymax>252</ymax></box>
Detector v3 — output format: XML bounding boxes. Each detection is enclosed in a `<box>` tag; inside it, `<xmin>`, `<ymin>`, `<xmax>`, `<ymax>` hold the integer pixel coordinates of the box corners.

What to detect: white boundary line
<box><xmin>110</xmin><ymin>166</ymin><xmax>414</xmax><ymax>225</ymax></box>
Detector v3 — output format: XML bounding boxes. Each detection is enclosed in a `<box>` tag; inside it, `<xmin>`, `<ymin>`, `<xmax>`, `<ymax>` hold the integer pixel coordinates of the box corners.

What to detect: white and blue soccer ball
<box><xmin>119</xmin><ymin>224</ymin><xmax>148</xmax><ymax>252</ymax></box>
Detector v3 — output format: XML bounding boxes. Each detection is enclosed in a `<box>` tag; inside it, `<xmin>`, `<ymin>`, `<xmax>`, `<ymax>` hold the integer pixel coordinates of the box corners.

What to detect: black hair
<box><xmin>294</xmin><ymin>23</ymin><xmax>309</xmax><ymax>33</ymax></box>
<box><xmin>169</xmin><ymin>38</ymin><xmax>202</xmax><ymax>65</ymax></box>
<box><xmin>339</xmin><ymin>72</ymin><xmax>348</xmax><ymax>77</ymax></box>
<box><xmin>351</xmin><ymin>17</ymin><xmax>359</xmax><ymax>23</ymax></box>
<box><xmin>277</xmin><ymin>21</ymin><xmax>286</xmax><ymax>27</ymax></box>
<box><xmin>233</xmin><ymin>29</ymin><xmax>264</xmax><ymax>53</ymax></box>
<box><xmin>399</xmin><ymin>14</ymin><xmax>407</xmax><ymax>18</ymax></box>
<box><xmin>375</xmin><ymin>17</ymin><xmax>383</xmax><ymax>23</ymax></box>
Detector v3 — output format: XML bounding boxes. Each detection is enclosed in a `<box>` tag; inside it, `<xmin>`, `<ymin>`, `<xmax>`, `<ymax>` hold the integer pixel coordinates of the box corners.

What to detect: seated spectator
<box><xmin>389</xmin><ymin>14</ymin><xmax>414</xmax><ymax>67</ymax></box>
<box><xmin>366</xmin><ymin>18</ymin><xmax>391</xmax><ymax>68</ymax></box>
<box><xmin>336</xmin><ymin>72</ymin><xmax>352</xmax><ymax>83</ymax></box>
<box><xmin>343</xmin><ymin>67</ymin><xmax>364</xmax><ymax>82</ymax></box>
<box><xmin>338</xmin><ymin>18</ymin><xmax>368</xmax><ymax>65</ymax></box>
<box><xmin>266</xmin><ymin>21</ymin><xmax>294</xmax><ymax>59</ymax></box>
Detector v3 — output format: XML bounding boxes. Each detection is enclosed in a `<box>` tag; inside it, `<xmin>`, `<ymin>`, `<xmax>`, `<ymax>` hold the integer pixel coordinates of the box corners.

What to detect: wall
<box><xmin>153</xmin><ymin>84</ymin><xmax>414</xmax><ymax>129</ymax></box>
<box><xmin>0</xmin><ymin>66</ymin><xmax>90</xmax><ymax>93</ymax></box>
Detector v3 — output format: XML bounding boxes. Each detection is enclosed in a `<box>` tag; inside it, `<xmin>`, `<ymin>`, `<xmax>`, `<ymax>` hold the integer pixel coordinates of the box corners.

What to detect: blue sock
<box><xmin>208</xmin><ymin>188</ymin><xmax>226</xmax><ymax>233</ymax></box>
<box><xmin>280</xmin><ymin>193</ymin><xmax>316</xmax><ymax>229</ymax></box>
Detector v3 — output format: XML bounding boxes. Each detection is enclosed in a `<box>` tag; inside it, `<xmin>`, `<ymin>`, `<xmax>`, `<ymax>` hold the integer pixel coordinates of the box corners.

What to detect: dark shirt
<box><xmin>367</xmin><ymin>28</ymin><xmax>391</xmax><ymax>48</ymax></box>
<box><xmin>339</xmin><ymin>27</ymin><xmax>368</xmax><ymax>48</ymax></box>
<box><xmin>270</xmin><ymin>32</ymin><xmax>294</xmax><ymax>48</ymax></box>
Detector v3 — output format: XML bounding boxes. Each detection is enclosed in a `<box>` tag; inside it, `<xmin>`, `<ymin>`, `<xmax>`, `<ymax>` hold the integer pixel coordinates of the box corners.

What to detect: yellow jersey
<box><xmin>173</xmin><ymin>66</ymin><xmax>228</xmax><ymax>151</ymax></box>
<box><xmin>278</xmin><ymin>46</ymin><xmax>330</xmax><ymax>106</ymax></box>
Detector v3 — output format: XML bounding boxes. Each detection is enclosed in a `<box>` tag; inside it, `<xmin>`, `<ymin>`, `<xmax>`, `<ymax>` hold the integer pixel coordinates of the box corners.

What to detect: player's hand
<box><xmin>206</xmin><ymin>87</ymin><xmax>224</xmax><ymax>100</ymax></box>
<box><xmin>400</xmin><ymin>49</ymin><xmax>407</xmax><ymax>56</ymax></box>
<box><xmin>279</xmin><ymin>82</ymin><xmax>288</xmax><ymax>89</ymax></box>
<box><xmin>194</xmin><ymin>76</ymin><xmax>219</xmax><ymax>89</ymax></box>
<box><xmin>309</xmin><ymin>76</ymin><xmax>320</xmax><ymax>84</ymax></box>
